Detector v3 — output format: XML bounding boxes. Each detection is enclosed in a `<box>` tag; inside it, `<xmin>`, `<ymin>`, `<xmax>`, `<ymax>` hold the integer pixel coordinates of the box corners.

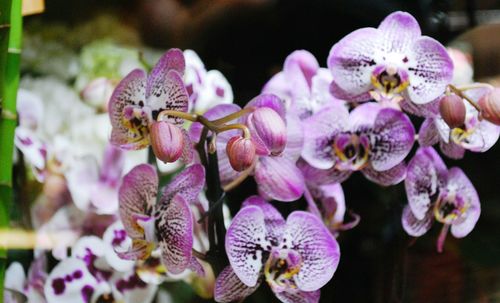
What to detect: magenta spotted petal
<box><xmin>281</xmin><ymin>211</ymin><xmax>340</xmax><ymax>292</ymax></box>
<box><xmin>242</xmin><ymin>195</ymin><xmax>286</xmax><ymax>243</ymax></box>
<box><xmin>214</xmin><ymin>266</ymin><xmax>261</xmax><ymax>303</ymax></box>
<box><xmin>155</xmin><ymin>193</ymin><xmax>193</xmax><ymax>274</ymax></box>
<box><xmin>369</xmin><ymin>108</ymin><xmax>415</xmax><ymax>171</ymax></box>
<box><xmin>118</xmin><ymin>164</ymin><xmax>158</xmax><ymax>239</ymax></box>
<box><xmin>274</xmin><ymin>289</ymin><xmax>321</xmax><ymax>303</ymax></box>
<box><xmin>161</xmin><ymin>163</ymin><xmax>205</xmax><ymax>204</ymax></box>
<box><xmin>225</xmin><ymin>206</ymin><xmax>269</xmax><ymax>287</ymax></box>
<box><xmin>405</xmin><ymin>147</ymin><xmax>447</xmax><ymax>220</ymax></box>
<box><xmin>361</xmin><ymin>162</ymin><xmax>406</xmax><ymax>186</ymax></box>
<box><xmin>401</xmin><ymin>205</ymin><xmax>434</xmax><ymax>237</ymax></box>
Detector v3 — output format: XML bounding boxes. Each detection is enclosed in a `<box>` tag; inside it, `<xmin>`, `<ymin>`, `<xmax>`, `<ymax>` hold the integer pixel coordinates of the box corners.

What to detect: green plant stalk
<box><xmin>0</xmin><ymin>0</ymin><xmax>22</xmax><ymax>299</ymax></box>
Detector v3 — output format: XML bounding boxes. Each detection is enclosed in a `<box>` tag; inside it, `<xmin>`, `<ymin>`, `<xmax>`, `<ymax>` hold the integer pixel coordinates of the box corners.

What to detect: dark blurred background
<box><xmin>24</xmin><ymin>0</ymin><xmax>500</xmax><ymax>302</ymax></box>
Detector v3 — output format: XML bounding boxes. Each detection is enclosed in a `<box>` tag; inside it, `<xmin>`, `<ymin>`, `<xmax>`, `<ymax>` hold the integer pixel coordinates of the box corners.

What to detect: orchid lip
<box><xmin>333</xmin><ymin>133</ymin><xmax>370</xmax><ymax>171</ymax></box>
<box><xmin>371</xmin><ymin>65</ymin><xmax>409</xmax><ymax>96</ymax></box>
<box><xmin>433</xmin><ymin>191</ymin><xmax>469</xmax><ymax>225</ymax></box>
<box><xmin>264</xmin><ymin>249</ymin><xmax>301</xmax><ymax>293</ymax></box>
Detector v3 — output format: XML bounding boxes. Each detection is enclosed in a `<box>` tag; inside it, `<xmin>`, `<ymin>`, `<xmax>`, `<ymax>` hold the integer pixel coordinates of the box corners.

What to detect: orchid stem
<box><xmin>192</xmin><ymin>248</ymin><xmax>207</xmax><ymax>261</ymax></box>
<box><xmin>448</xmin><ymin>84</ymin><xmax>482</xmax><ymax>112</ymax></box>
<box><xmin>216</xmin><ymin>123</ymin><xmax>250</xmax><ymax>139</ymax></box>
<box><xmin>197</xmin><ymin>192</ymin><xmax>226</xmax><ymax>223</ymax></box>
<box><xmin>436</xmin><ymin>224</ymin><xmax>450</xmax><ymax>253</ymax></box>
<box><xmin>222</xmin><ymin>161</ymin><xmax>256</xmax><ymax>192</ymax></box>
<box><xmin>456</xmin><ymin>83</ymin><xmax>494</xmax><ymax>91</ymax></box>
<box><xmin>0</xmin><ymin>0</ymin><xmax>22</xmax><ymax>299</ymax></box>
<box><xmin>303</xmin><ymin>187</ymin><xmax>322</xmax><ymax>219</ymax></box>
<box><xmin>211</xmin><ymin>108</ymin><xmax>253</xmax><ymax>125</ymax></box>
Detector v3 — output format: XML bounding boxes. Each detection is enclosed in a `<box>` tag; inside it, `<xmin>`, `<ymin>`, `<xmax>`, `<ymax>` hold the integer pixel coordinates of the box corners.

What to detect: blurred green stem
<box><xmin>0</xmin><ymin>0</ymin><xmax>22</xmax><ymax>298</ymax></box>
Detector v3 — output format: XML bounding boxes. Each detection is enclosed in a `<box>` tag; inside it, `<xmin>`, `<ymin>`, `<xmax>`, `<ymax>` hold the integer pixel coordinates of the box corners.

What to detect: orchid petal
<box><xmin>283</xmin><ymin>113</ymin><xmax>304</xmax><ymax>161</ymax></box>
<box><xmin>370</xmin><ymin>108</ymin><xmax>415</xmax><ymax>171</ymax></box>
<box><xmin>439</xmin><ymin>140</ymin><xmax>465</xmax><ymax>159</ymax></box>
<box><xmin>214</xmin><ymin>266</ymin><xmax>261</xmax><ymax>303</ymax></box>
<box><xmin>406</xmin><ymin>37</ymin><xmax>453</xmax><ymax>104</ymax></box>
<box><xmin>102</xmin><ymin>221</ymin><xmax>135</xmax><ymax>272</ymax></box>
<box><xmin>155</xmin><ymin>194</ymin><xmax>193</xmax><ymax>274</ymax></box>
<box><xmin>298</xmin><ymin>159</ymin><xmax>352</xmax><ymax>187</ymax></box>
<box><xmin>401</xmin><ymin>205</ymin><xmax>433</xmax><ymax>237</ymax></box>
<box><xmin>245</xmin><ymin>94</ymin><xmax>286</xmax><ymax>119</ymax></box>
<box><xmin>274</xmin><ymin>289</ymin><xmax>320</xmax><ymax>303</ymax></box>
<box><xmin>114</xmin><ymin>272</ymin><xmax>157</xmax><ymax>303</ymax></box>
<box><xmin>447</xmin><ymin>168</ymin><xmax>481</xmax><ymax>238</ymax></box>
<box><xmin>148</xmin><ymin>70</ymin><xmax>189</xmax><ymax>125</ymax></box>
<box><xmin>302</xmin><ymin>105</ymin><xmax>349</xmax><ymax>169</ymax></box>
<box><xmin>418</xmin><ymin>118</ymin><xmax>440</xmax><ymax>146</ymax></box>
<box><xmin>283</xmin><ymin>50</ymin><xmax>320</xmax><ymax>96</ymax></box>
<box><xmin>348</xmin><ymin>102</ymin><xmax>382</xmax><ymax>131</ymax></box>
<box><xmin>282</xmin><ymin>211</ymin><xmax>339</xmax><ymax>291</ymax></box>
<box><xmin>400</xmin><ymin>98</ymin><xmax>440</xmax><ymax>118</ymax></box>
<box><xmin>405</xmin><ymin>147</ymin><xmax>447</xmax><ymax>220</ymax></box>
<box><xmin>242</xmin><ymin>196</ymin><xmax>286</xmax><ymax>243</ymax></box>
<box><xmin>162</xmin><ymin>163</ymin><xmax>205</xmax><ymax>204</ymax></box>
<box><xmin>254</xmin><ymin>157</ymin><xmax>305</xmax><ymax>202</ymax></box>
<box><xmin>377</xmin><ymin>11</ymin><xmax>421</xmax><ymax>53</ymax></box>
<box><xmin>119</xmin><ymin>164</ymin><xmax>158</xmax><ymax>239</ymax></box>
<box><xmin>225</xmin><ymin>206</ymin><xmax>269</xmax><ymax>287</ymax></box>
<box><xmin>362</xmin><ymin>162</ymin><xmax>406</xmax><ymax>186</ymax></box>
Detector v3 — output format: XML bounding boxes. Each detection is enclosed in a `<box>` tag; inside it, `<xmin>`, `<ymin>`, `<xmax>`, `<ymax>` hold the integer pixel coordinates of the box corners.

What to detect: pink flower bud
<box><xmin>479</xmin><ymin>88</ymin><xmax>500</xmax><ymax>125</ymax></box>
<box><xmin>247</xmin><ymin>107</ymin><xmax>287</xmax><ymax>156</ymax></box>
<box><xmin>439</xmin><ymin>95</ymin><xmax>466</xmax><ymax>129</ymax></box>
<box><xmin>150</xmin><ymin>121</ymin><xmax>184</xmax><ymax>163</ymax></box>
<box><xmin>226</xmin><ymin>136</ymin><xmax>256</xmax><ymax>172</ymax></box>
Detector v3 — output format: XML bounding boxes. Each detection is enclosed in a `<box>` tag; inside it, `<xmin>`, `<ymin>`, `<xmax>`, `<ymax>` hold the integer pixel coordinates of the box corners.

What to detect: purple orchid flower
<box><xmin>262</xmin><ymin>50</ymin><xmax>345</xmax><ymax>120</ymax></box>
<box><xmin>214</xmin><ymin>196</ymin><xmax>340</xmax><ymax>303</ymax></box>
<box><xmin>301</xmin><ymin>102</ymin><xmax>414</xmax><ymax>186</ymax></box>
<box><xmin>402</xmin><ymin>147</ymin><xmax>480</xmax><ymax>252</ymax></box>
<box><xmin>189</xmin><ymin>95</ymin><xmax>305</xmax><ymax>201</ymax></box>
<box><xmin>117</xmin><ymin>163</ymin><xmax>205</xmax><ymax>274</ymax></box>
<box><xmin>108</xmin><ymin>48</ymin><xmax>193</xmax><ymax>162</ymax></box>
<box><xmin>418</xmin><ymin>87</ymin><xmax>500</xmax><ymax>159</ymax></box>
<box><xmin>65</xmin><ymin>144</ymin><xmax>125</xmax><ymax>214</ymax></box>
<box><xmin>327</xmin><ymin>11</ymin><xmax>453</xmax><ymax>108</ymax></box>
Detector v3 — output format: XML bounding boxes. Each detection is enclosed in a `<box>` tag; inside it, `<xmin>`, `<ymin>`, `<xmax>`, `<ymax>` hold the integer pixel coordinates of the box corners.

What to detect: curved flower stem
<box><xmin>456</xmin><ymin>83</ymin><xmax>494</xmax><ymax>91</ymax></box>
<box><xmin>215</xmin><ymin>123</ymin><xmax>250</xmax><ymax>139</ymax></box>
<box><xmin>157</xmin><ymin>110</ymin><xmax>198</xmax><ymax>123</ymax></box>
<box><xmin>448</xmin><ymin>84</ymin><xmax>482</xmax><ymax>112</ymax></box>
<box><xmin>436</xmin><ymin>224</ymin><xmax>450</xmax><ymax>253</ymax></box>
<box><xmin>303</xmin><ymin>187</ymin><xmax>322</xmax><ymax>219</ymax></box>
<box><xmin>222</xmin><ymin>160</ymin><xmax>256</xmax><ymax>192</ymax></box>
<box><xmin>192</xmin><ymin>248</ymin><xmax>207</xmax><ymax>261</ymax></box>
<box><xmin>210</xmin><ymin>108</ymin><xmax>253</xmax><ymax>125</ymax></box>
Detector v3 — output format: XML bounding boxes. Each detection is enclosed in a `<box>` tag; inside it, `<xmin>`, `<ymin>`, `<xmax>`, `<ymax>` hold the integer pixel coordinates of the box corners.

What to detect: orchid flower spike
<box><xmin>328</xmin><ymin>11</ymin><xmax>453</xmax><ymax>108</ymax></box>
<box><xmin>402</xmin><ymin>147</ymin><xmax>480</xmax><ymax>252</ymax></box>
<box><xmin>118</xmin><ymin>163</ymin><xmax>205</xmax><ymax>274</ymax></box>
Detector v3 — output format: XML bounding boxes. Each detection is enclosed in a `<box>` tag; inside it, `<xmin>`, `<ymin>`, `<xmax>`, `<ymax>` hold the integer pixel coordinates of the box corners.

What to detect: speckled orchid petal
<box><xmin>254</xmin><ymin>157</ymin><xmax>305</xmax><ymax>202</ymax></box>
<box><xmin>214</xmin><ymin>266</ymin><xmax>261</xmax><ymax>303</ymax></box>
<box><xmin>115</xmin><ymin>239</ymin><xmax>154</xmax><ymax>261</ymax></box>
<box><xmin>400</xmin><ymin>97</ymin><xmax>440</xmax><ymax>118</ymax></box>
<box><xmin>162</xmin><ymin>163</ymin><xmax>205</xmax><ymax>204</ymax></box>
<box><xmin>44</xmin><ymin>258</ymin><xmax>99</xmax><ymax>303</ymax></box>
<box><xmin>102</xmin><ymin>221</ymin><xmax>135</xmax><ymax>272</ymax></box>
<box><xmin>245</xmin><ymin>94</ymin><xmax>286</xmax><ymax>119</ymax></box>
<box><xmin>274</xmin><ymin>289</ymin><xmax>321</xmax><ymax>303</ymax></box>
<box><xmin>418</xmin><ymin>118</ymin><xmax>440</xmax><ymax>146</ymax></box>
<box><xmin>401</xmin><ymin>205</ymin><xmax>433</xmax><ymax>237</ymax></box>
<box><xmin>370</xmin><ymin>108</ymin><xmax>415</xmax><ymax>171</ymax></box>
<box><xmin>225</xmin><ymin>206</ymin><xmax>270</xmax><ymax>287</ymax></box>
<box><xmin>148</xmin><ymin>69</ymin><xmax>189</xmax><ymax>125</ymax></box>
<box><xmin>446</xmin><ymin>168</ymin><xmax>481</xmax><ymax>238</ymax></box>
<box><xmin>406</xmin><ymin>37</ymin><xmax>453</xmax><ymax>104</ymax></box>
<box><xmin>405</xmin><ymin>147</ymin><xmax>447</xmax><ymax>220</ymax></box>
<box><xmin>302</xmin><ymin>104</ymin><xmax>349</xmax><ymax>169</ymax></box>
<box><xmin>108</xmin><ymin>69</ymin><xmax>149</xmax><ymax>150</ymax></box>
<box><xmin>329</xmin><ymin>80</ymin><xmax>372</xmax><ymax>102</ymax></box>
<box><xmin>327</xmin><ymin>27</ymin><xmax>380</xmax><ymax>99</ymax></box>
<box><xmin>148</xmin><ymin>48</ymin><xmax>185</xmax><ymax>82</ymax></box>
<box><xmin>439</xmin><ymin>140</ymin><xmax>465</xmax><ymax>160</ymax></box>
<box><xmin>362</xmin><ymin>162</ymin><xmax>406</xmax><ymax>186</ymax></box>
<box><xmin>155</xmin><ymin>193</ymin><xmax>193</xmax><ymax>274</ymax></box>
<box><xmin>118</xmin><ymin>164</ymin><xmax>158</xmax><ymax>239</ymax></box>
<box><xmin>242</xmin><ymin>196</ymin><xmax>286</xmax><ymax>243</ymax></box>
<box><xmin>460</xmin><ymin>119</ymin><xmax>500</xmax><ymax>152</ymax></box>
<box><xmin>298</xmin><ymin>159</ymin><xmax>352</xmax><ymax>187</ymax></box>
<box><xmin>282</xmin><ymin>211</ymin><xmax>340</xmax><ymax>292</ymax></box>
<box><xmin>14</xmin><ymin>128</ymin><xmax>47</xmax><ymax>180</ymax></box>
<box><xmin>377</xmin><ymin>12</ymin><xmax>421</xmax><ymax>53</ymax></box>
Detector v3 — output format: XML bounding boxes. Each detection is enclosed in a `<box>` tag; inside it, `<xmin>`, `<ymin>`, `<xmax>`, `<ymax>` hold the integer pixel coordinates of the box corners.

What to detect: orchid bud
<box><xmin>478</xmin><ymin>88</ymin><xmax>500</xmax><ymax>125</ymax></box>
<box><xmin>150</xmin><ymin>121</ymin><xmax>184</xmax><ymax>163</ymax></box>
<box><xmin>439</xmin><ymin>95</ymin><xmax>466</xmax><ymax>129</ymax></box>
<box><xmin>226</xmin><ymin>136</ymin><xmax>256</xmax><ymax>172</ymax></box>
<box><xmin>80</xmin><ymin>77</ymin><xmax>115</xmax><ymax>110</ymax></box>
<box><xmin>247</xmin><ymin>107</ymin><xmax>287</xmax><ymax>156</ymax></box>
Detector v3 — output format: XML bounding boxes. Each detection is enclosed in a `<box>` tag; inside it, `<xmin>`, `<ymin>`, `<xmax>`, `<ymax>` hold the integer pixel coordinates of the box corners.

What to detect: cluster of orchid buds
<box><xmin>9</xmin><ymin>11</ymin><xmax>500</xmax><ymax>303</ymax></box>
